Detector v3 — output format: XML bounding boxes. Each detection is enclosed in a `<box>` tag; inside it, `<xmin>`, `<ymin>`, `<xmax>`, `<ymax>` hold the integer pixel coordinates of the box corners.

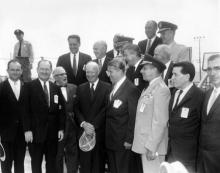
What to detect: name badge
<box><xmin>54</xmin><ymin>95</ymin><xmax>58</xmax><ymax>104</ymax></box>
<box><xmin>139</xmin><ymin>103</ymin><xmax>146</xmax><ymax>113</ymax></box>
<box><xmin>113</xmin><ymin>100</ymin><xmax>122</xmax><ymax>108</ymax></box>
<box><xmin>134</xmin><ymin>78</ymin><xmax>139</xmax><ymax>86</ymax></box>
<box><xmin>181</xmin><ymin>107</ymin><xmax>189</xmax><ymax>118</ymax></box>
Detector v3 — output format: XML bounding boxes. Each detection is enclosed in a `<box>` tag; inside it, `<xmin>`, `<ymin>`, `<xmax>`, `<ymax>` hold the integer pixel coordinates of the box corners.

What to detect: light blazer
<box><xmin>132</xmin><ymin>77</ymin><xmax>170</xmax><ymax>155</ymax></box>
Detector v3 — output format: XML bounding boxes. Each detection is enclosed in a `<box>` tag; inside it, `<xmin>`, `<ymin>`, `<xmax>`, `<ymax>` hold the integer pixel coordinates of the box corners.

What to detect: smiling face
<box><xmin>86</xmin><ymin>62</ymin><xmax>99</xmax><ymax>83</ymax></box>
<box><xmin>7</xmin><ymin>61</ymin><xmax>22</xmax><ymax>81</ymax></box>
<box><xmin>68</xmin><ymin>38</ymin><xmax>80</xmax><ymax>54</ymax></box>
<box><xmin>37</xmin><ymin>61</ymin><xmax>52</xmax><ymax>82</ymax></box>
<box><xmin>53</xmin><ymin>68</ymin><xmax>67</xmax><ymax>86</ymax></box>
<box><xmin>93</xmin><ymin>42</ymin><xmax>107</xmax><ymax>59</ymax></box>
<box><xmin>207</xmin><ymin>57</ymin><xmax>220</xmax><ymax>88</ymax></box>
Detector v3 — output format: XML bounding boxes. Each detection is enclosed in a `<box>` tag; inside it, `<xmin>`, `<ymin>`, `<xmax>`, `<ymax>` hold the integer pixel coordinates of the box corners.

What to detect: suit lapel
<box><xmin>111</xmin><ymin>79</ymin><xmax>128</xmax><ymax>103</ymax></box>
<box><xmin>36</xmin><ymin>79</ymin><xmax>48</xmax><ymax>106</ymax></box>
<box><xmin>5</xmin><ymin>80</ymin><xmax>18</xmax><ymax>101</ymax></box>
<box><xmin>149</xmin><ymin>37</ymin><xmax>159</xmax><ymax>52</ymax></box>
<box><xmin>203</xmin><ymin>89</ymin><xmax>212</xmax><ymax>117</ymax></box>
<box><xmin>207</xmin><ymin>89</ymin><xmax>220</xmax><ymax>116</ymax></box>
<box><xmin>169</xmin><ymin>89</ymin><xmax>177</xmax><ymax>111</ymax></box>
<box><xmin>176</xmin><ymin>85</ymin><xmax>194</xmax><ymax>109</ymax></box>
<box><xmin>164</xmin><ymin>62</ymin><xmax>173</xmax><ymax>83</ymax></box>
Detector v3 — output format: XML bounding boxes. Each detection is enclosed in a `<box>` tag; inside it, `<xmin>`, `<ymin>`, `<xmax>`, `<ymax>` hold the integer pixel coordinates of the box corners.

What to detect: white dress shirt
<box><xmin>61</xmin><ymin>87</ymin><xmax>68</xmax><ymax>101</ymax></box>
<box><xmin>134</xmin><ymin>59</ymin><xmax>142</xmax><ymax>71</ymax></box>
<box><xmin>90</xmin><ymin>79</ymin><xmax>99</xmax><ymax>90</ymax></box>
<box><xmin>8</xmin><ymin>78</ymin><xmax>21</xmax><ymax>100</ymax></box>
<box><xmin>111</xmin><ymin>76</ymin><xmax>126</xmax><ymax>97</ymax></box>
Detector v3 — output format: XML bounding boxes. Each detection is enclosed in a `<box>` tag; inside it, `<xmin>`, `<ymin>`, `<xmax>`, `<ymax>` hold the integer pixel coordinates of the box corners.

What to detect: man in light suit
<box><xmin>23</xmin><ymin>60</ymin><xmax>65</xmax><ymax>173</ymax></box>
<box><xmin>167</xmin><ymin>62</ymin><xmax>204</xmax><ymax>173</ymax></box>
<box><xmin>154</xmin><ymin>44</ymin><xmax>173</xmax><ymax>86</ymax></box>
<box><xmin>132</xmin><ymin>55</ymin><xmax>170</xmax><ymax>173</ymax></box>
<box><xmin>93</xmin><ymin>41</ymin><xmax>112</xmax><ymax>83</ymax></box>
<box><xmin>105</xmin><ymin>58</ymin><xmax>140</xmax><ymax>173</ymax></box>
<box><xmin>198</xmin><ymin>54</ymin><xmax>220</xmax><ymax>173</ymax></box>
<box><xmin>0</xmin><ymin>60</ymin><xmax>26</xmax><ymax>173</ymax></box>
<box><xmin>158</xmin><ymin>21</ymin><xmax>190</xmax><ymax>63</ymax></box>
<box><xmin>124</xmin><ymin>43</ymin><xmax>148</xmax><ymax>92</ymax></box>
<box><xmin>57</xmin><ymin>35</ymin><xmax>91</xmax><ymax>85</ymax></box>
<box><xmin>138</xmin><ymin>20</ymin><xmax>162</xmax><ymax>56</ymax></box>
<box><xmin>74</xmin><ymin>61</ymin><xmax>111</xmax><ymax>173</ymax></box>
<box><xmin>53</xmin><ymin>67</ymin><xmax>78</xmax><ymax>173</ymax></box>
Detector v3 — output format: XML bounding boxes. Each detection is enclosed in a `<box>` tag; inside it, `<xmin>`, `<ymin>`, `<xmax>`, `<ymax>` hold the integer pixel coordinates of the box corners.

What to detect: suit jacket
<box><xmin>94</xmin><ymin>56</ymin><xmax>112</xmax><ymax>83</ymax></box>
<box><xmin>106</xmin><ymin>50</ymin><xmax>115</xmax><ymax>59</ymax></box>
<box><xmin>169</xmin><ymin>42</ymin><xmax>190</xmax><ymax>63</ymax></box>
<box><xmin>138</xmin><ymin>36</ymin><xmax>162</xmax><ymax>56</ymax></box>
<box><xmin>105</xmin><ymin>78</ymin><xmax>140</xmax><ymax>151</ymax></box>
<box><xmin>74</xmin><ymin>80</ymin><xmax>111</xmax><ymax>142</ymax></box>
<box><xmin>132</xmin><ymin>77</ymin><xmax>170</xmax><ymax>155</ymax></box>
<box><xmin>61</xmin><ymin>83</ymin><xmax>77</xmax><ymax>142</ymax></box>
<box><xmin>198</xmin><ymin>88</ymin><xmax>220</xmax><ymax>172</ymax></box>
<box><xmin>168</xmin><ymin>85</ymin><xmax>204</xmax><ymax>165</ymax></box>
<box><xmin>164</xmin><ymin>61</ymin><xmax>174</xmax><ymax>86</ymax></box>
<box><xmin>126</xmin><ymin>60</ymin><xmax>148</xmax><ymax>92</ymax></box>
<box><xmin>56</xmin><ymin>52</ymin><xmax>92</xmax><ymax>85</ymax></box>
<box><xmin>0</xmin><ymin>79</ymin><xmax>25</xmax><ymax>141</ymax></box>
<box><xmin>23</xmin><ymin>79</ymin><xmax>65</xmax><ymax>143</ymax></box>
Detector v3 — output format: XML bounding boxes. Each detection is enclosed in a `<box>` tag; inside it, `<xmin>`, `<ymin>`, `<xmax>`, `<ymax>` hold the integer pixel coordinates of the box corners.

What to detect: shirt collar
<box><xmin>70</xmin><ymin>51</ymin><xmax>79</xmax><ymax>56</ymax></box>
<box><xmin>8</xmin><ymin>78</ymin><xmax>20</xmax><ymax>85</ymax></box>
<box><xmin>181</xmin><ymin>82</ymin><xmax>193</xmax><ymax>94</ymax></box>
<box><xmin>134</xmin><ymin>59</ymin><xmax>142</xmax><ymax>70</ymax></box>
<box><xmin>113</xmin><ymin>76</ymin><xmax>126</xmax><ymax>94</ymax></box>
<box><xmin>38</xmin><ymin>78</ymin><xmax>49</xmax><ymax>88</ymax></box>
<box><xmin>90</xmin><ymin>79</ymin><xmax>99</xmax><ymax>89</ymax></box>
<box><xmin>148</xmin><ymin>35</ymin><xmax>156</xmax><ymax>43</ymax></box>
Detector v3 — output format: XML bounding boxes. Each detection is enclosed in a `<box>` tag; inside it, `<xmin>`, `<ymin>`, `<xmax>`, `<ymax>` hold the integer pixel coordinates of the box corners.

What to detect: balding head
<box><xmin>53</xmin><ymin>66</ymin><xmax>67</xmax><ymax>86</ymax></box>
<box><xmin>145</xmin><ymin>20</ymin><xmax>158</xmax><ymax>39</ymax></box>
<box><xmin>93</xmin><ymin>40</ymin><xmax>107</xmax><ymax>59</ymax></box>
<box><xmin>154</xmin><ymin>44</ymin><xmax>171</xmax><ymax>64</ymax></box>
<box><xmin>85</xmin><ymin>61</ymin><xmax>100</xmax><ymax>83</ymax></box>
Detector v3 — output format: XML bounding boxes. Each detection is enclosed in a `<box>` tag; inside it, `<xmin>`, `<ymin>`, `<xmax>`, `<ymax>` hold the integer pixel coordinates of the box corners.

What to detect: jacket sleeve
<box><xmin>144</xmin><ymin>87</ymin><xmax>170</xmax><ymax>152</ymax></box>
<box><xmin>125</xmin><ymin>87</ymin><xmax>140</xmax><ymax>144</ymax></box>
<box><xmin>74</xmin><ymin>87</ymin><xmax>85</xmax><ymax>126</ymax></box>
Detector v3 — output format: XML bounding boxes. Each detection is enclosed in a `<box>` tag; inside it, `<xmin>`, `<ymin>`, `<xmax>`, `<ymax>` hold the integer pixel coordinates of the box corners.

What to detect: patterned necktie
<box><xmin>43</xmin><ymin>82</ymin><xmax>49</xmax><ymax>106</ymax></box>
<box><xmin>18</xmin><ymin>41</ymin><xmax>22</xmax><ymax>57</ymax></box>
<box><xmin>172</xmin><ymin>90</ymin><xmax>183</xmax><ymax>110</ymax></box>
<box><xmin>73</xmin><ymin>54</ymin><xmax>77</xmax><ymax>76</ymax></box>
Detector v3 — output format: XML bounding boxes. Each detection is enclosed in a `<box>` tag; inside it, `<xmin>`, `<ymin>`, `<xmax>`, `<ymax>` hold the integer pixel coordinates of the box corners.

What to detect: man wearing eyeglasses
<box><xmin>198</xmin><ymin>54</ymin><xmax>220</xmax><ymax>173</ymax></box>
<box><xmin>53</xmin><ymin>67</ymin><xmax>78</xmax><ymax>173</ymax></box>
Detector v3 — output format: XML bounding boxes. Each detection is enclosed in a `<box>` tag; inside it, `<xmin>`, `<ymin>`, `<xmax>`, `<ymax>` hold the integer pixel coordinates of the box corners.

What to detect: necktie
<box><xmin>43</xmin><ymin>82</ymin><xmax>49</xmax><ymax>106</ymax></box>
<box><xmin>73</xmin><ymin>54</ymin><xmax>77</xmax><ymax>76</ymax></box>
<box><xmin>207</xmin><ymin>88</ymin><xmax>218</xmax><ymax>114</ymax></box>
<box><xmin>90</xmin><ymin>83</ymin><xmax>95</xmax><ymax>100</ymax></box>
<box><xmin>18</xmin><ymin>42</ymin><xmax>22</xmax><ymax>57</ymax></box>
<box><xmin>98</xmin><ymin>59</ymin><xmax>102</xmax><ymax>69</ymax></box>
<box><xmin>145</xmin><ymin>39</ymin><xmax>151</xmax><ymax>54</ymax></box>
<box><xmin>172</xmin><ymin>90</ymin><xmax>183</xmax><ymax>110</ymax></box>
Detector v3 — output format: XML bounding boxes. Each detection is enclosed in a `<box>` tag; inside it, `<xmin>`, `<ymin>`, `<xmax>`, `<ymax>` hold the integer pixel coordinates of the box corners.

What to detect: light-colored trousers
<box><xmin>141</xmin><ymin>154</ymin><xmax>165</xmax><ymax>173</ymax></box>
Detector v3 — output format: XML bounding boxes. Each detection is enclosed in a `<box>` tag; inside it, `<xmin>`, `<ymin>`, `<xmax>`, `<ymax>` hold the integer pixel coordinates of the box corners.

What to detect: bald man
<box><xmin>138</xmin><ymin>20</ymin><xmax>162</xmax><ymax>56</ymax></box>
<box><xmin>154</xmin><ymin>44</ymin><xmax>173</xmax><ymax>85</ymax></box>
<box><xmin>53</xmin><ymin>67</ymin><xmax>78</xmax><ymax>173</ymax></box>
<box><xmin>93</xmin><ymin>41</ymin><xmax>112</xmax><ymax>83</ymax></box>
<box><xmin>74</xmin><ymin>61</ymin><xmax>111</xmax><ymax>173</ymax></box>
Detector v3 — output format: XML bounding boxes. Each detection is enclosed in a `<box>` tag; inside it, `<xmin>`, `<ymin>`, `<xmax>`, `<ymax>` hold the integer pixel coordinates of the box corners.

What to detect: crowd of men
<box><xmin>0</xmin><ymin>20</ymin><xmax>219</xmax><ymax>173</ymax></box>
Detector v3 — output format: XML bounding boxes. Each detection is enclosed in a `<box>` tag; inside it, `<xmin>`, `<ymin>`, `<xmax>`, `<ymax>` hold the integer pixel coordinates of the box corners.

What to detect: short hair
<box><xmin>173</xmin><ymin>61</ymin><xmax>195</xmax><ymax>81</ymax></box>
<box><xmin>146</xmin><ymin>20</ymin><xmax>158</xmax><ymax>29</ymax></box>
<box><xmin>37</xmin><ymin>59</ymin><xmax>53</xmax><ymax>70</ymax></box>
<box><xmin>7</xmin><ymin>59</ymin><xmax>22</xmax><ymax>69</ymax></box>
<box><xmin>85</xmin><ymin>61</ymin><xmax>100</xmax><ymax>73</ymax></box>
<box><xmin>93</xmin><ymin>40</ymin><xmax>108</xmax><ymax>51</ymax></box>
<box><xmin>208</xmin><ymin>54</ymin><xmax>220</xmax><ymax>62</ymax></box>
<box><xmin>67</xmin><ymin>35</ymin><xmax>81</xmax><ymax>43</ymax></box>
<box><xmin>107</xmin><ymin>58</ymin><xmax>126</xmax><ymax>73</ymax></box>
<box><xmin>123</xmin><ymin>43</ymin><xmax>141</xmax><ymax>57</ymax></box>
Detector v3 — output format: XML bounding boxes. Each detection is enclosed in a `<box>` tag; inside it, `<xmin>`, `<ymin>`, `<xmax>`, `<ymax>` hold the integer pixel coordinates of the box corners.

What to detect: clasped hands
<box><xmin>145</xmin><ymin>148</ymin><xmax>158</xmax><ymax>161</ymax></box>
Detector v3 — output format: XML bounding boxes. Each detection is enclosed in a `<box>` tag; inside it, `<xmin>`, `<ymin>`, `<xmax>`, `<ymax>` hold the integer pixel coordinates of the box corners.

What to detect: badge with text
<box><xmin>181</xmin><ymin>107</ymin><xmax>189</xmax><ymax>118</ymax></box>
<box><xmin>54</xmin><ymin>95</ymin><xmax>59</xmax><ymax>104</ymax></box>
<box><xmin>113</xmin><ymin>99</ymin><xmax>122</xmax><ymax>108</ymax></box>
<box><xmin>134</xmin><ymin>78</ymin><xmax>139</xmax><ymax>86</ymax></box>
<box><xmin>139</xmin><ymin>103</ymin><xmax>146</xmax><ymax>113</ymax></box>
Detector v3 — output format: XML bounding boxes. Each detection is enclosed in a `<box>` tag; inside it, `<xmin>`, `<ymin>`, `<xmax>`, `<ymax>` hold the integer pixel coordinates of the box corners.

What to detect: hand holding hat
<box><xmin>79</xmin><ymin>131</ymin><xmax>96</xmax><ymax>152</ymax></box>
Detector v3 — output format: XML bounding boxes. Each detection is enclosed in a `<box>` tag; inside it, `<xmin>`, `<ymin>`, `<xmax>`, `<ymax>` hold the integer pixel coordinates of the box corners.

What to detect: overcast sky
<box><xmin>0</xmin><ymin>0</ymin><xmax>219</xmax><ymax>76</ymax></box>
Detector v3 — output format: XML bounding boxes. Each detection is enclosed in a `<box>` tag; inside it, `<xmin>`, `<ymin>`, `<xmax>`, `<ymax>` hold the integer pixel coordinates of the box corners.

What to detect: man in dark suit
<box><xmin>74</xmin><ymin>61</ymin><xmax>111</xmax><ymax>173</ymax></box>
<box><xmin>0</xmin><ymin>60</ymin><xmax>26</xmax><ymax>173</ymax></box>
<box><xmin>154</xmin><ymin>44</ymin><xmax>173</xmax><ymax>86</ymax></box>
<box><xmin>53</xmin><ymin>67</ymin><xmax>78</xmax><ymax>173</ymax></box>
<box><xmin>198</xmin><ymin>54</ymin><xmax>220</xmax><ymax>173</ymax></box>
<box><xmin>23</xmin><ymin>60</ymin><xmax>65</xmax><ymax>173</ymax></box>
<box><xmin>105</xmin><ymin>58</ymin><xmax>140</xmax><ymax>173</ymax></box>
<box><xmin>123</xmin><ymin>43</ymin><xmax>148</xmax><ymax>92</ymax></box>
<box><xmin>93</xmin><ymin>41</ymin><xmax>112</xmax><ymax>83</ymax></box>
<box><xmin>56</xmin><ymin>35</ymin><xmax>91</xmax><ymax>85</ymax></box>
<box><xmin>167</xmin><ymin>62</ymin><xmax>204</xmax><ymax>173</ymax></box>
<box><xmin>138</xmin><ymin>20</ymin><xmax>162</xmax><ymax>56</ymax></box>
